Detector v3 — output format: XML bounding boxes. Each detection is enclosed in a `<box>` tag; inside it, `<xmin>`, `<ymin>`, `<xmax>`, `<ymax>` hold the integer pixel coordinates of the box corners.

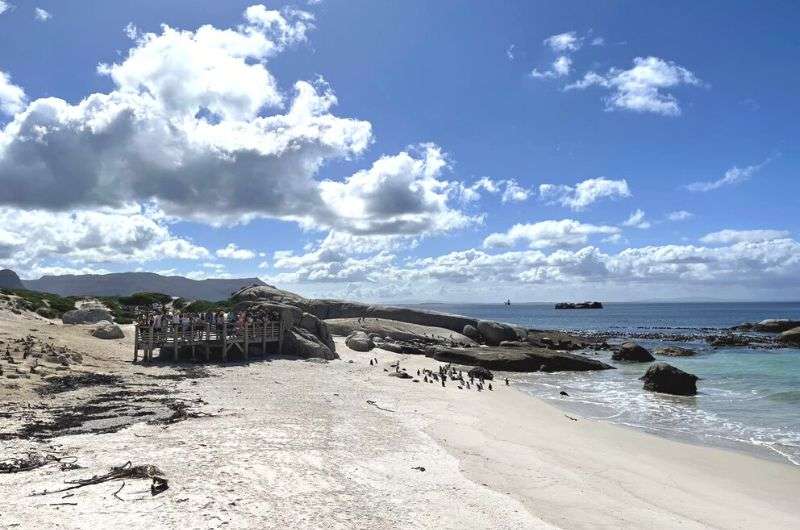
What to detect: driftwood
<box><xmin>366</xmin><ymin>400</ymin><xmax>396</xmax><ymax>413</ymax></box>
<box><xmin>33</xmin><ymin>461</ymin><xmax>168</xmax><ymax>497</ymax></box>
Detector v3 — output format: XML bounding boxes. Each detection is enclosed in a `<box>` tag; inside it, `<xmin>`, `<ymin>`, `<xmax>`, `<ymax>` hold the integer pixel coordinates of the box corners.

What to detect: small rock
<box><xmin>641</xmin><ymin>362</ymin><xmax>699</xmax><ymax>396</ymax></box>
<box><xmin>612</xmin><ymin>341</ymin><xmax>654</xmax><ymax>362</ymax></box>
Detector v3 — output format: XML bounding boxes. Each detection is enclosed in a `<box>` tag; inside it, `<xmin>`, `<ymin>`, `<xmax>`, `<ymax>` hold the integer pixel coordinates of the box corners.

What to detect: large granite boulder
<box><xmin>306</xmin><ymin>300</ymin><xmax>478</xmax><ymax>333</ymax></box>
<box><xmin>284</xmin><ymin>328</ymin><xmax>337</xmax><ymax>360</ymax></box>
<box><xmin>641</xmin><ymin>362</ymin><xmax>698</xmax><ymax>396</ymax></box>
<box><xmin>235</xmin><ymin>301</ymin><xmax>336</xmax><ymax>358</ymax></box>
<box><xmin>231</xmin><ymin>284</ymin><xmax>308</xmax><ymax>306</ymax></box>
<box><xmin>345</xmin><ymin>331</ymin><xmax>375</xmax><ymax>352</ymax></box>
<box><xmin>654</xmin><ymin>346</ymin><xmax>697</xmax><ymax>357</ymax></box>
<box><xmin>734</xmin><ymin>319</ymin><xmax>800</xmax><ymax>333</ymax></box>
<box><xmin>299</xmin><ymin>312</ymin><xmax>335</xmax><ymax>353</ymax></box>
<box><xmin>326</xmin><ymin>318</ymin><xmax>474</xmax><ymax>345</ymax></box>
<box><xmin>91</xmin><ymin>321</ymin><xmax>125</xmax><ymax>339</ymax></box>
<box><xmin>468</xmin><ymin>366</ymin><xmax>494</xmax><ymax>380</ymax></box>
<box><xmin>612</xmin><ymin>341</ymin><xmax>654</xmax><ymax>362</ymax></box>
<box><xmin>432</xmin><ymin>346</ymin><xmax>614</xmax><ymax>373</ymax></box>
<box><xmin>62</xmin><ymin>308</ymin><xmax>113</xmax><ymax>324</ymax></box>
<box><xmin>462</xmin><ymin>324</ymin><xmax>482</xmax><ymax>342</ymax></box>
<box><xmin>476</xmin><ymin>320</ymin><xmax>518</xmax><ymax>346</ymax></box>
<box><xmin>780</xmin><ymin>327</ymin><xmax>800</xmax><ymax>345</ymax></box>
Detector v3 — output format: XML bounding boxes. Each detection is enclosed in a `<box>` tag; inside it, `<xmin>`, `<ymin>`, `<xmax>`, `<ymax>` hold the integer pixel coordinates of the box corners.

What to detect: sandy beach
<box><xmin>2</xmin><ymin>311</ymin><xmax>799</xmax><ymax>529</ymax></box>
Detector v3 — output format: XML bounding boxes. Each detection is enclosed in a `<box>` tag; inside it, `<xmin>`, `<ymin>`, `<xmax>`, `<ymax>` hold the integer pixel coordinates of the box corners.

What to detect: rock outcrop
<box><xmin>234</xmin><ymin>300</ymin><xmax>337</xmax><ymax>360</ymax></box>
<box><xmin>780</xmin><ymin>327</ymin><xmax>800</xmax><ymax>345</ymax></box>
<box><xmin>555</xmin><ymin>301</ymin><xmax>603</xmax><ymax>309</ymax></box>
<box><xmin>62</xmin><ymin>308</ymin><xmax>113</xmax><ymax>325</ymax></box>
<box><xmin>654</xmin><ymin>346</ymin><xmax>697</xmax><ymax>357</ymax></box>
<box><xmin>476</xmin><ymin>320</ymin><xmax>518</xmax><ymax>346</ymax></box>
<box><xmin>285</xmin><ymin>327</ymin><xmax>337</xmax><ymax>360</ymax></box>
<box><xmin>612</xmin><ymin>341</ymin><xmax>654</xmax><ymax>362</ymax></box>
<box><xmin>91</xmin><ymin>321</ymin><xmax>125</xmax><ymax>339</ymax></box>
<box><xmin>432</xmin><ymin>346</ymin><xmax>614</xmax><ymax>373</ymax></box>
<box><xmin>733</xmin><ymin>319</ymin><xmax>800</xmax><ymax>333</ymax></box>
<box><xmin>641</xmin><ymin>362</ymin><xmax>699</xmax><ymax>396</ymax></box>
<box><xmin>326</xmin><ymin>318</ymin><xmax>475</xmax><ymax>345</ymax></box>
<box><xmin>468</xmin><ymin>366</ymin><xmax>494</xmax><ymax>380</ymax></box>
<box><xmin>462</xmin><ymin>324</ymin><xmax>482</xmax><ymax>342</ymax></box>
<box><xmin>345</xmin><ymin>331</ymin><xmax>375</xmax><ymax>352</ymax></box>
<box><xmin>0</xmin><ymin>269</ymin><xmax>24</xmax><ymax>290</ymax></box>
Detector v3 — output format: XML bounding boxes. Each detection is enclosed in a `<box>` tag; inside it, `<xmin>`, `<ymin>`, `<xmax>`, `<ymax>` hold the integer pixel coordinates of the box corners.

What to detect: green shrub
<box><xmin>116</xmin><ymin>292</ymin><xmax>172</xmax><ymax>307</ymax></box>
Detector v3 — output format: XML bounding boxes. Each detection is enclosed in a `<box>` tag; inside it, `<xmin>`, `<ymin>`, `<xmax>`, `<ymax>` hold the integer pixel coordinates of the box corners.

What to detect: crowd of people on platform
<box><xmin>135</xmin><ymin>306</ymin><xmax>280</xmax><ymax>334</ymax></box>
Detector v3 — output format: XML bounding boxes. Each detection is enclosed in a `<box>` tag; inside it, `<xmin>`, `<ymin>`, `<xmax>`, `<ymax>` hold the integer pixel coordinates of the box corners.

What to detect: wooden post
<box><xmin>204</xmin><ymin>322</ymin><xmax>210</xmax><ymax>362</ymax></box>
<box><xmin>222</xmin><ymin>320</ymin><xmax>228</xmax><ymax>363</ymax></box>
<box><xmin>261</xmin><ymin>321</ymin><xmax>266</xmax><ymax>355</ymax></box>
<box><xmin>191</xmin><ymin>322</ymin><xmax>197</xmax><ymax>362</ymax></box>
<box><xmin>173</xmin><ymin>325</ymin><xmax>179</xmax><ymax>361</ymax></box>
<box><xmin>148</xmin><ymin>327</ymin><xmax>154</xmax><ymax>362</ymax></box>
<box><xmin>134</xmin><ymin>325</ymin><xmax>139</xmax><ymax>363</ymax></box>
<box><xmin>278</xmin><ymin>319</ymin><xmax>285</xmax><ymax>355</ymax></box>
<box><xmin>244</xmin><ymin>322</ymin><xmax>249</xmax><ymax>360</ymax></box>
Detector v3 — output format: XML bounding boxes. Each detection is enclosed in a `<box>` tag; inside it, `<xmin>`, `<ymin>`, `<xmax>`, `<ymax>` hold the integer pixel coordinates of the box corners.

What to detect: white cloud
<box><xmin>699</xmin><ymin>229</ymin><xmax>790</xmax><ymax>245</ymax></box>
<box><xmin>0</xmin><ymin>1</ymin><xmax>10</xmax><ymax>15</ymax></box>
<box><xmin>590</xmin><ymin>37</ymin><xmax>605</xmax><ymax>46</ymax></box>
<box><xmin>0</xmin><ymin>204</ymin><xmax>209</xmax><ymax>277</ymax></box>
<box><xmin>543</xmin><ymin>32</ymin><xmax>581</xmax><ymax>53</ymax></box>
<box><xmin>318</xmin><ymin>144</ymin><xmax>481</xmax><ymax>235</ymax></box>
<box><xmin>539</xmin><ymin>177</ymin><xmax>630</xmax><ymax>211</ymax></box>
<box><xmin>622</xmin><ymin>209</ymin><xmax>651</xmax><ymax>229</ymax></box>
<box><xmin>0</xmin><ymin>70</ymin><xmax>26</xmax><ymax>115</ymax></box>
<box><xmin>483</xmin><ymin>219</ymin><xmax>621</xmax><ymax>249</ymax></box>
<box><xmin>215</xmin><ymin>243</ymin><xmax>257</xmax><ymax>260</ymax></box>
<box><xmin>685</xmin><ymin>162</ymin><xmax>765</xmax><ymax>192</ymax></box>
<box><xmin>0</xmin><ymin>6</ymin><xmax>375</xmax><ymax>229</ymax></box>
<box><xmin>566</xmin><ymin>56</ymin><xmax>700</xmax><ymax>116</ymax></box>
<box><xmin>667</xmin><ymin>210</ymin><xmax>693</xmax><ymax>221</ymax></box>
<box><xmin>34</xmin><ymin>7</ymin><xmax>50</xmax><ymax>21</ymax></box>
<box><xmin>460</xmin><ymin>177</ymin><xmax>530</xmax><ymax>203</ymax></box>
<box><xmin>506</xmin><ymin>44</ymin><xmax>515</xmax><ymax>61</ymax></box>
<box><xmin>531</xmin><ymin>56</ymin><xmax>572</xmax><ymax>79</ymax></box>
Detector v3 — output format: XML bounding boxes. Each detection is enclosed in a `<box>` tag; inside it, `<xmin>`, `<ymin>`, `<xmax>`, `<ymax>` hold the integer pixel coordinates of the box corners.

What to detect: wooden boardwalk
<box><xmin>134</xmin><ymin>320</ymin><xmax>284</xmax><ymax>363</ymax></box>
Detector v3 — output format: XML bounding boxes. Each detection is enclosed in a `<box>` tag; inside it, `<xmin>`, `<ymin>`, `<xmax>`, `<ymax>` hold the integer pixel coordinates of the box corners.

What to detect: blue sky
<box><xmin>0</xmin><ymin>1</ymin><xmax>798</xmax><ymax>301</ymax></box>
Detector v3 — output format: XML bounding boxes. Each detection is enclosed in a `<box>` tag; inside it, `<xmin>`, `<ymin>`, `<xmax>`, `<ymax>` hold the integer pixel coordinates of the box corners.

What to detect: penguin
<box><xmin>488</xmin><ymin>383</ymin><xmax>493</xmax><ymax>391</ymax></box>
<box><xmin>560</xmin><ymin>391</ymin><xmax>569</xmax><ymax>397</ymax></box>
<box><xmin>417</xmin><ymin>369</ymin><xmax>420</xmax><ymax>376</ymax></box>
<box><xmin>441</xmin><ymin>378</ymin><xmax>445</xmax><ymax>387</ymax></box>
<box><xmin>505</xmin><ymin>378</ymin><xmax>509</xmax><ymax>386</ymax></box>
<box><xmin>370</xmin><ymin>359</ymin><xmax>374</xmax><ymax>366</ymax></box>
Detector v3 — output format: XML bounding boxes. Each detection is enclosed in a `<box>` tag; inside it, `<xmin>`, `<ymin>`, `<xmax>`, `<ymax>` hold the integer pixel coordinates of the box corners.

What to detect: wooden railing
<box><xmin>134</xmin><ymin>320</ymin><xmax>283</xmax><ymax>363</ymax></box>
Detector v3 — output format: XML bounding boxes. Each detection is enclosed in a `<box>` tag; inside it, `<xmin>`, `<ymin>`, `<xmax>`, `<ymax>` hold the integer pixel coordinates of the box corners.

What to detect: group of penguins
<box><xmin>369</xmin><ymin>356</ymin><xmax>510</xmax><ymax>391</ymax></box>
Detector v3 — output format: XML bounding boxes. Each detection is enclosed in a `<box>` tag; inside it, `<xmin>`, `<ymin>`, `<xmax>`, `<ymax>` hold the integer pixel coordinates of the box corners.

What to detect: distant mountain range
<box><xmin>21</xmin><ymin>272</ymin><xmax>266</xmax><ymax>300</ymax></box>
<box><xmin>0</xmin><ymin>269</ymin><xmax>25</xmax><ymax>290</ymax></box>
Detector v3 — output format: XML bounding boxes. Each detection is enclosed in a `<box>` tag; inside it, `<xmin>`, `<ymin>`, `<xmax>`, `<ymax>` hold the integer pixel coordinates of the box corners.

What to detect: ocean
<box><xmin>415</xmin><ymin>302</ymin><xmax>800</xmax><ymax>466</ymax></box>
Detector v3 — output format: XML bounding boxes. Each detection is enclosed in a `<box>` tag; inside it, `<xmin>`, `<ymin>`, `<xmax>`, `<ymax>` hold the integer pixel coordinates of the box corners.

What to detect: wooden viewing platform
<box><xmin>134</xmin><ymin>320</ymin><xmax>284</xmax><ymax>363</ymax></box>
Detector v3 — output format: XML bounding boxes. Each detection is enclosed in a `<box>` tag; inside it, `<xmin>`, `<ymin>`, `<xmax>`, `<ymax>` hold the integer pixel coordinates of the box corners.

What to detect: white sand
<box><xmin>2</xmin><ymin>316</ymin><xmax>799</xmax><ymax>529</ymax></box>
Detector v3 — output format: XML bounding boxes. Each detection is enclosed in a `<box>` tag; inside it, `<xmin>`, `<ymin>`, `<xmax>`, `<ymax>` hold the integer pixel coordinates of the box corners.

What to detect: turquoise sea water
<box><xmin>415</xmin><ymin>302</ymin><xmax>800</xmax><ymax>466</ymax></box>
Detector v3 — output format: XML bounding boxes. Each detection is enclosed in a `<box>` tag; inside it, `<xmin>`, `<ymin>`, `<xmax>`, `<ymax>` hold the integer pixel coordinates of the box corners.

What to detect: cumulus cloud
<box><xmin>460</xmin><ymin>177</ymin><xmax>530</xmax><ymax>203</ymax></box>
<box><xmin>318</xmin><ymin>144</ymin><xmax>481</xmax><ymax>235</ymax></box>
<box><xmin>0</xmin><ymin>1</ymin><xmax>10</xmax><ymax>15</ymax></box>
<box><xmin>622</xmin><ymin>209</ymin><xmax>650</xmax><ymax>229</ymax></box>
<box><xmin>699</xmin><ymin>229</ymin><xmax>790</xmax><ymax>245</ymax></box>
<box><xmin>0</xmin><ymin>204</ymin><xmax>209</xmax><ymax>277</ymax></box>
<box><xmin>539</xmin><ymin>177</ymin><xmax>630</xmax><ymax>211</ymax></box>
<box><xmin>543</xmin><ymin>32</ymin><xmax>581</xmax><ymax>53</ymax></box>
<box><xmin>215</xmin><ymin>243</ymin><xmax>256</xmax><ymax>260</ymax></box>
<box><xmin>685</xmin><ymin>162</ymin><xmax>765</xmax><ymax>192</ymax></box>
<box><xmin>0</xmin><ymin>6</ymin><xmax>373</xmax><ymax>228</ymax></box>
<box><xmin>506</xmin><ymin>44</ymin><xmax>515</xmax><ymax>61</ymax></box>
<box><xmin>34</xmin><ymin>7</ymin><xmax>50</xmax><ymax>21</ymax></box>
<box><xmin>531</xmin><ymin>56</ymin><xmax>572</xmax><ymax>79</ymax></box>
<box><xmin>566</xmin><ymin>56</ymin><xmax>700</xmax><ymax>116</ymax></box>
<box><xmin>0</xmin><ymin>70</ymin><xmax>26</xmax><ymax>115</ymax></box>
<box><xmin>483</xmin><ymin>219</ymin><xmax>620</xmax><ymax>249</ymax></box>
<box><xmin>667</xmin><ymin>210</ymin><xmax>693</xmax><ymax>222</ymax></box>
